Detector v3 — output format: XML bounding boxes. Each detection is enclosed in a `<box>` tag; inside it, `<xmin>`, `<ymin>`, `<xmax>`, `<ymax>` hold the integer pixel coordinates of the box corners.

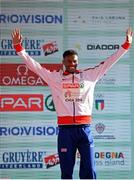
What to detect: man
<box><xmin>11</xmin><ymin>27</ymin><xmax>133</xmax><ymax>179</ymax></box>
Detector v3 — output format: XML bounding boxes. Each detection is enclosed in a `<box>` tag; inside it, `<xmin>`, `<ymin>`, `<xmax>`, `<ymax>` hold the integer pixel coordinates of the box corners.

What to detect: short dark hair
<box><xmin>63</xmin><ymin>49</ymin><xmax>78</xmax><ymax>58</ymax></box>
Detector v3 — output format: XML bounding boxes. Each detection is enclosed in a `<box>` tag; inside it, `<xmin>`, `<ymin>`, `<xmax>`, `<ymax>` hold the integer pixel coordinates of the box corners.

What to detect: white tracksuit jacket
<box><xmin>14</xmin><ymin>42</ymin><xmax>130</xmax><ymax>125</ymax></box>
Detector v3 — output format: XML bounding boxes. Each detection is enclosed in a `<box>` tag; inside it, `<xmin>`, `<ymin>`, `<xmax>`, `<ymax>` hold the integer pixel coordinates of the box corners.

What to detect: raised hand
<box><xmin>11</xmin><ymin>28</ymin><xmax>23</xmax><ymax>45</ymax></box>
<box><xmin>126</xmin><ymin>27</ymin><xmax>133</xmax><ymax>43</ymax></box>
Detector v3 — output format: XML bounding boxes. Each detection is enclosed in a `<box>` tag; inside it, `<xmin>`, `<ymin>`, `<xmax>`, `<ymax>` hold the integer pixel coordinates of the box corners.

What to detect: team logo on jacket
<box><xmin>95</xmin><ymin>99</ymin><xmax>105</xmax><ymax>110</ymax></box>
<box><xmin>62</xmin><ymin>83</ymin><xmax>84</xmax><ymax>102</ymax></box>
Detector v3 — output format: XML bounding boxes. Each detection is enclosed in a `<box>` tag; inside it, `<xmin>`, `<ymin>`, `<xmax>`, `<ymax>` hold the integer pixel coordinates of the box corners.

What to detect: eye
<box><xmin>73</xmin><ymin>60</ymin><xmax>78</xmax><ymax>64</ymax></box>
<box><xmin>68</xmin><ymin>60</ymin><xmax>73</xmax><ymax>63</ymax></box>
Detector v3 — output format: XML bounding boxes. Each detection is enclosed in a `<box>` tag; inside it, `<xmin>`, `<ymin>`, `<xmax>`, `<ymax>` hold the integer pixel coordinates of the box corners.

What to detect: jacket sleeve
<box><xmin>14</xmin><ymin>43</ymin><xmax>54</xmax><ymax>85</ymax></box>
<box><xmin>84</xmin><ymin>41</ymin><xmax>131</xmax><ymax>82</ymax></box>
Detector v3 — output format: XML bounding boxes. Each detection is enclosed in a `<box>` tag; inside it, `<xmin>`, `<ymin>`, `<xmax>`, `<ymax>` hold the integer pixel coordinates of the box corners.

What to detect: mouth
<box><xmin>69</xmin><ymin>66</ymin><xmax>75</xmax><ymax>69</ymax></box>
<box><xmin>68</xmin><ymin>66</ymin><xmax>76</xmax><ymax>72</ymax></box>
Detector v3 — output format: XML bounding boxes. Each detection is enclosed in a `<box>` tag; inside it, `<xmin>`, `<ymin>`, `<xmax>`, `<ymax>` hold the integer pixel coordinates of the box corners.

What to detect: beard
<box><xmin>66</xmin><ymin>66</ymin><xmax>77</xmax><ymax>73</ymax></box>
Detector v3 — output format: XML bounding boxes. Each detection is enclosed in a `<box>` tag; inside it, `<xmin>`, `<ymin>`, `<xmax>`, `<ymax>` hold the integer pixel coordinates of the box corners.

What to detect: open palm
<box><xmin>11</xmin><ymin>28</ymin><xmax>23</xmax><ymax>45</ymax></box>
<box><xmin>126</xmin><ymin>27</ymin><xmax>133</xmax><ymax>43</ymax></box>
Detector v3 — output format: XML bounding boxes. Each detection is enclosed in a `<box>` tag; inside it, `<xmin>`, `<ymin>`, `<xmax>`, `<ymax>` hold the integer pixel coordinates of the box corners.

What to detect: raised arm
<box><xmin>11</xmin><ymin>28</ymin><xmax>54</xmax><ymax>85</ymax></box>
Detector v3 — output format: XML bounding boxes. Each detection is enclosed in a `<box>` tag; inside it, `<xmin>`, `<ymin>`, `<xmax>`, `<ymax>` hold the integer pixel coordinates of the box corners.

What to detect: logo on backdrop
<box><xmin>0</xmin><ymin>64</ymin><xmax>62</xmax><ymax>86</ymax></box>
<box><xmin>42</xmin><ymin>41</ymin><xmax>58</xmax><ymax>56</ymax></box>
<box><xmin>91</xmin><ymin>15</ymin><xmax>126</xmax><ymax>24</ymax></box>
<box><xmin>95</xmin><ymin>99</ymin><xmax>105</xmax><ymax>110</ymax></box>
<box><xmin>97</xmin><ymin>74</ymin><xmax>116</xmax><ymax>85</ymax></box>
<box><xmin>0</xmin><ymin>38</ymin><xmax>59</xmax><ymax>56</ymax></box>
<box><xmin>45</xmin><ymin>95</ymin><xmax>55</xmax><ymax>111</ymax></box>
<box><xmin>94</xmin><ymin>122</ymin><xmax>116</xmax><ymax>140</ymax></box>
<box><xmin>0</xmin><ymin>126</ymin><xmax>58</xmax><ymax>136</ymax></box>
<box><xmin>0</xmin><ymin>149</ymin><xmax>46</xmax><ymax>169</ymax></box>
<box><xmin>44</xmin><ymin>153</ymin><xmax>59</xmax><ymax>169</ymax></box>
<box><xmin>71</xmin><ymin>13</ymin><xmax>127</xmax><ymax>26</ymax></box>
<box><xmin>95</xmin><ymin>123</ymin><xmax>105</xmax><ymax>134</ymax></box>
<box><xmin>0</xmin><ymin>14</ymin><xmax>63</xmax><ymax>24</ymax></box>
<box><xmin>0</xmin><ymin>149</ymin><xmax>128</xmax><ymax>169</ymax></box>
<box><xmin>73</xmin><ymin>43</ymin><xmax>120</xmax><ymax>51</ymax></box>
<box><xmin>0</xmin><ymin>94</ymin><xmax>44</xmax><ymax>111</ymax></box>
<box><xmin>0</xmin><ymin>150</ymin><xmax>61</xmax><ymax>169</ymax></box>
<box><xmin>87</xmin><ymin>44</ymin><xmax>119</xmax><ymax>50</ymax></box>
<box><xmin>94</xmin><ymin>151</ymin><xmax>125</xmax><ymax>167</ymax></box>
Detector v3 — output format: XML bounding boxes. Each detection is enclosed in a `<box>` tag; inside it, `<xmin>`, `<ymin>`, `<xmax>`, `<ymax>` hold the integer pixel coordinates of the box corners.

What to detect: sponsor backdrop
<box><xmin>0</xmin><ymin>0</ymin><xmax>134</xmax><ymax>179</ymax></box>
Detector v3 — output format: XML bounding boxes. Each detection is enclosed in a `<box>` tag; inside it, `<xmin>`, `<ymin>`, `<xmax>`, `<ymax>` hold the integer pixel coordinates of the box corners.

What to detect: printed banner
<box><xmin>0</xmin><ymin>0</ymin><xmax>134</xmax><ymax>179</ymax></box>
<box><xmin>0</xmin><ymin>94</ymin><xmax>44</xmax><ymax>111</ymax></box>
<box><xmin>0</xmin><ymin>63</ymin><xmax>62</xmax><ymax>86</ymax></box>
<box><xmin>67</xmin><ymin>8</ymin><xmax>129</xmax><ymax>31</ymax></box>
<box><xmin>67</xmin><ymin>36</ymin><xmax>129</xmax><ymax>59</ymax></box>
<box><xmin>0</xmin><ymin>36</ymin><xmax>63</xmax><ymax>58</ymax></box>
<box><xmin>0</xmin><ymin>8</ymin><xmax>63</xmax><ymax>30</ymax></box>
<box><xmin>92</xmin><ymin>119</ymin><xmax>131</xmax><ymax>142</ymax></box>
<box><xmin>94</xmin><ymin>92</ymin><xmax>130</xmax><ymax>114</ymax></box>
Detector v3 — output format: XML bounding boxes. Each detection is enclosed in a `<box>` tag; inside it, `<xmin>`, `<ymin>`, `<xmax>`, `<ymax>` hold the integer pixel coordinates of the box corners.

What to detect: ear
<box><xmin>62</xmin><ymin>64</ymin><xmax>66</xmax><ymax>72</ymax></box>
<box><xmin>62</xmin><ymin>59</ymin><xmax>65</xmax><ymax>64</ymax></box>
<box><xmin>61</xmin><ymin>59</ymin><xmax>65</xmax><ymax>71</ymax></box>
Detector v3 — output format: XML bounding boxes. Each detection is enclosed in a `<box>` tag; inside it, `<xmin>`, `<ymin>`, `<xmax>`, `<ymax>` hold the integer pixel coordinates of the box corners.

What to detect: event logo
<box><xmin>0</xmin><ymin>149</ymin><xmax>46</xmax><ymax>169</ymax></box>
<box><xmin>95</xmin><ymin>99</ymin><xmax>105</xmax><ymax>110</ymax></box>
<box><xmin>0</xmin><ymin>64</ymin><xmax>62</xmax><ymax>86</ymax></box>
<box><xmin>0</xmin><ymin>94</ymin><xmax>44</xmax><ymax>111</ymax></box>
<box><xmin>45</xmin><ymin>95</ymin><xmax>55</xmax><ymax>111</ymax></box>
<box><xmin>95</xmin><ymin>123</ymin><xmax>105</xmax><ymax>134</ymax></box>
<box><xmin>94</xmin><ymin>122</ymin><xmax>116</xmax><ymax>140</ymax></box>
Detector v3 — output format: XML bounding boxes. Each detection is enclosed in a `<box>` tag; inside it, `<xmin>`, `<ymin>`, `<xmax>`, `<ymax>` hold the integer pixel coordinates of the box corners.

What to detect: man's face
<box><xmin>62</xmin><ymin>54</ymin><xmax>79</xmax><ymax>73</ymax></box>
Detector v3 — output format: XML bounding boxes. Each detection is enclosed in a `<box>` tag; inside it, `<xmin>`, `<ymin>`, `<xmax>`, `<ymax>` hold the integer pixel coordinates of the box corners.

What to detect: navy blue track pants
<box><xmin>58</xmin><ymin>124</ymin><xmax>96</xmax><ymax>179</ymax></box>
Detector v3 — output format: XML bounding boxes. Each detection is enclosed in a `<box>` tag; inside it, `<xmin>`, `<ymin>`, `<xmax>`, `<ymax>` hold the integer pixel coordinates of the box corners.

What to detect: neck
<box><xmin>63</xmin><ymin>69</ymin><xmax>80</xmax><ymax>75</ymax></box>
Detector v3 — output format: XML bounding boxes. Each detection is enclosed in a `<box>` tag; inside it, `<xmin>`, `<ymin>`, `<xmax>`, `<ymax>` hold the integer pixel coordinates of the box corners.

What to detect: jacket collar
<box><xmin>63</xmin><ymin>69</ymin><xmax>80</xmax><ymax>76</ymax></box>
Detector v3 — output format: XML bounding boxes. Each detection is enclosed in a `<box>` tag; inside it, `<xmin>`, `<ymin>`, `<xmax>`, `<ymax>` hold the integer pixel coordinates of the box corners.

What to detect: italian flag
<box><xmin>95</xmin><ymin>100</ymin><xmax>104</xmax><ymax>110</ymax></box>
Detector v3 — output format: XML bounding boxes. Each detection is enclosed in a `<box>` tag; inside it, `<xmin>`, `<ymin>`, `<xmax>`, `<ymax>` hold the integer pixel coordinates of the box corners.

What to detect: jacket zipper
<box><xmin>72</xmin><ymin>74</ymin><xmax>75</xmax><ymax>123</ymax></box>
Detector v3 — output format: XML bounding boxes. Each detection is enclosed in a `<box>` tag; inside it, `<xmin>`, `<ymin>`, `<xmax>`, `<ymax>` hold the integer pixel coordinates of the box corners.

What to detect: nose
<box><xmin>70</xmin><ymin>61</ymin><xmax>76</xmax><ymax>66</ymax></box>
